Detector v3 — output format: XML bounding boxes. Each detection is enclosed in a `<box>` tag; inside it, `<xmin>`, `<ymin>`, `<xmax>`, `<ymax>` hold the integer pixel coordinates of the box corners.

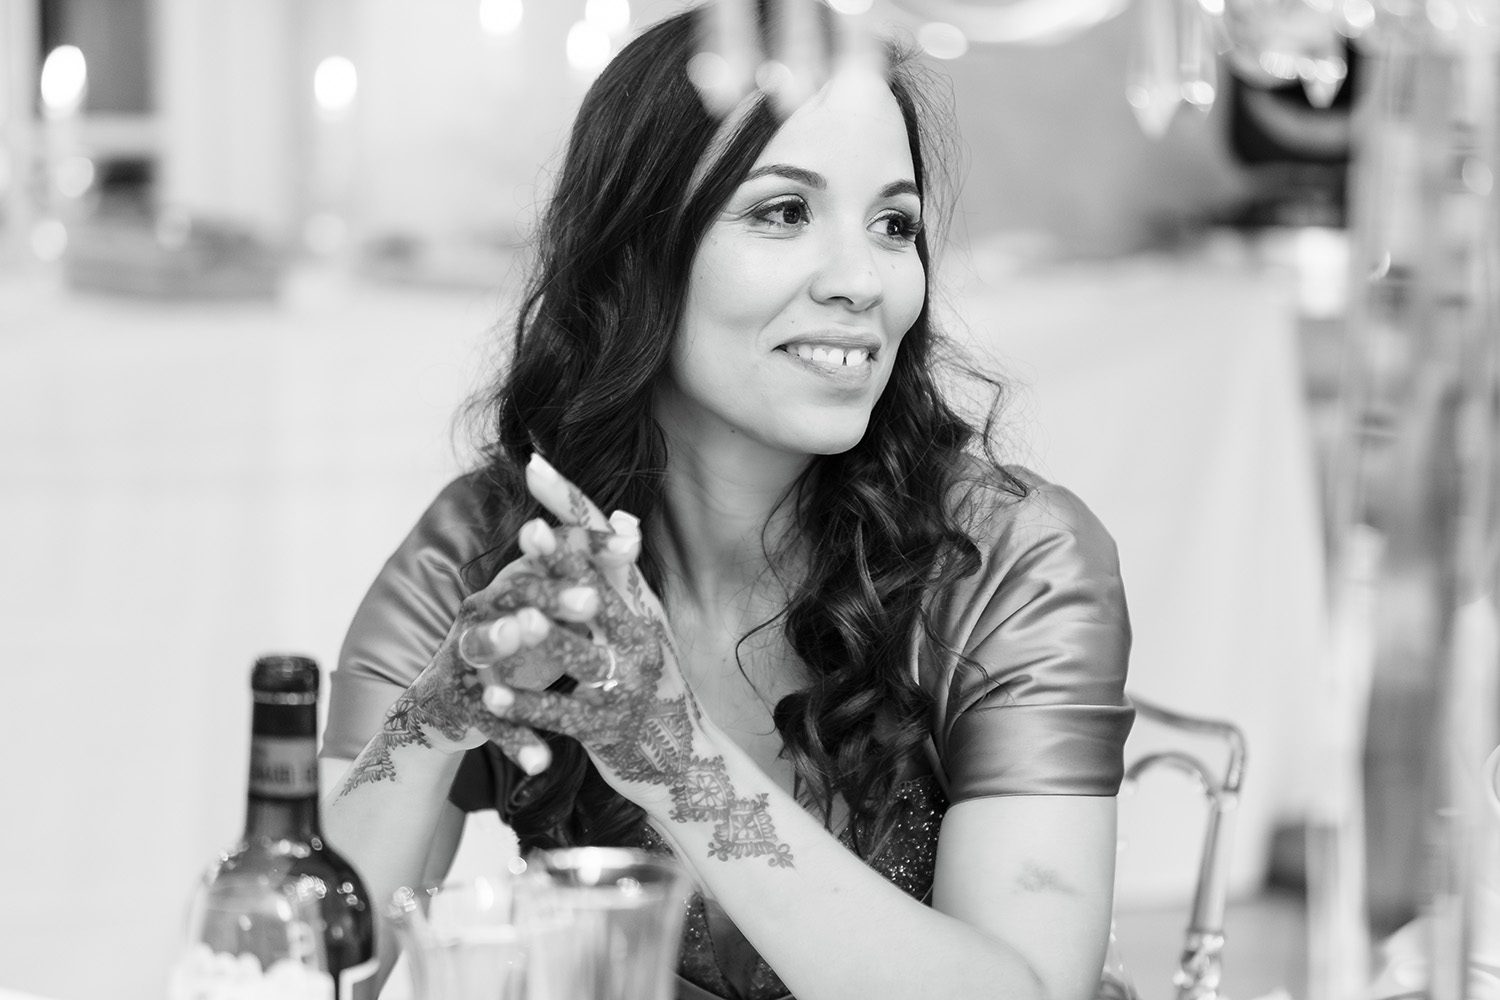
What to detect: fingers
<box><xmin>517</xmin><ymin>517</ymin><xmax>557</xmax><ymax>558</ymax></box>
<box><xmin>481</xmin><ymin>682</ymin><xmax>617</xmax><ymax>740</ymax></box>
<box><xmin>601</xmin><ymin>511</ymin><xmax>642</xmax><ymax>568</ymax></box>
<box><xmin>461</xmin><ymin>599</ymin><xmax>617</xmax><ymax>693</ymax></box>
<box><xmin>458</xmin><ymin>607</ymin><xmax>549</xmax><ymax>665</ymax></box>
<box><xmin>520</xmin><ymin>455</ymin><xmax>645</xmax><ymax>602</ymax></box>
<box><xmin>527</xmin><ymin>452</ymin><xmax>610</xmax><ymax>530</ymax></box>
<box><xmin>477</xmin><ymin>713</ymin><xmax>553</xmax><ymax>777</ymax></box>
<box><xmin>515</xmin><ymin>512</ymin><xmax>642</xmax><ymax>600</ymax></box>
<box><xmin>473</xmin><ymin>562</ymin><xmax>602</xmax><ymax>627</ymax></box>
<box><xmin>517</xmin><ymin>517</ymin><xmax>639</xmax><ymax>573</ymax></box>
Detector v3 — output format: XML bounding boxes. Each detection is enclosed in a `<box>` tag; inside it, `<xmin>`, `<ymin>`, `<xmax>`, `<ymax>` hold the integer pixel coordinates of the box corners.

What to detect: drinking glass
<box><xmin>169</xmin><ymin>867</ymin><xmax>333</xmax><ymax>1000</ymax></box>
<box><xmin>389</xmin><ymin>873</ymin><xmax>578</xmax><ymax>1000</ymax></box>
<box><xmin>529</xmin><ymin>847</ymin><xmax>691</xmax><ymax>1000</ymax></box>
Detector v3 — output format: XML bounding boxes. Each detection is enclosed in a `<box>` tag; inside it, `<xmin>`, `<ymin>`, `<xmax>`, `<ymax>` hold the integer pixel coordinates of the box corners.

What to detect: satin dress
<box><xmin>322</xmin><ymin>463</ymin><xmax>1134</xmax><ymax>1000</ymax></box>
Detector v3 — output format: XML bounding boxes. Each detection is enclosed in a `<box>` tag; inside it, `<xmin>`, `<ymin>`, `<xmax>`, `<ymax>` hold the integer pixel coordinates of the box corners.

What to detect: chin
<box><xmin>779</xmin><ymin>419</ymin><xmax>872</xmax><ymax>457</ymax></box>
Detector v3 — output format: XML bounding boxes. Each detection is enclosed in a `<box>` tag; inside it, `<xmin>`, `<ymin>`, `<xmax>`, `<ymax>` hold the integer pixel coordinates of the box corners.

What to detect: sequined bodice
<box><xmin>633</xmin><ymin>774</ymin><xmax>949</xmax><ymax>1000</ymax></box>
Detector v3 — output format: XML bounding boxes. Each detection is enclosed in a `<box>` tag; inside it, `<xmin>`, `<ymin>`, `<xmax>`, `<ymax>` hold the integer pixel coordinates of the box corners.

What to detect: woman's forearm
<box><xmin>321</xmin><ymin>738</ymin><xmax>467</xmax><ymax>985</ymax></box>
<box><xmin>644</xmin><ymin>732</ymin><xmax>1049</xmax><ymax>1000</ymax></box>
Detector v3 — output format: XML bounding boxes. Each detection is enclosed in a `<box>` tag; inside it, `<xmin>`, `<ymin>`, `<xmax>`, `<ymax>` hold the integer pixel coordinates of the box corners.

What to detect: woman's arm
<box><xmin>636</xmin><ymin>724</ymin><xmax>1115</xmax><ymax>1000</ymax></box>
<box><xmin>319</xmin><ymin>757</ymin><xmax>468</xmax><ymax>888</ymax></box>
<box><xmin>319</xmin><ymin>755</ymin><xmax>467</xmax><ymax>986</ymax></box>
<box><xmin>315</xmin><ymin>498</ymin><xmax>591</xmax><ymax>989</ymax></box>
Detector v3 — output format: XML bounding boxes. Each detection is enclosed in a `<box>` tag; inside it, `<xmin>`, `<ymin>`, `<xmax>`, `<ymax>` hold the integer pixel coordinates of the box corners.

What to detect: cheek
<box><xmin>685</xmin><ymin>234</ymin><xmax>778</xmax><ymax>329</ymax></box>
<box><xmin>886</xmin><ymin>257</ymin><xmax>927</xmax><ymax>343</ymax></box>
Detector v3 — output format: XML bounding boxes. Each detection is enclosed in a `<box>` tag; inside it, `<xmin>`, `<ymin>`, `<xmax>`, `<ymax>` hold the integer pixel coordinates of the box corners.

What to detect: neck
<box><xmin>651</xmin><ymin>425</ymin><xmax>812</xmax><ymax>617</ymax></box>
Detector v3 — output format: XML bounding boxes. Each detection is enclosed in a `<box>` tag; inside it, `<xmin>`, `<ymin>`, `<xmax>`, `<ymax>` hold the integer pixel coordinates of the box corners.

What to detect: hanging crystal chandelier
<box><xmin>690</xmin><ymin>0</ymin><xmax>1500</xmax><ymax>137</ymax></box>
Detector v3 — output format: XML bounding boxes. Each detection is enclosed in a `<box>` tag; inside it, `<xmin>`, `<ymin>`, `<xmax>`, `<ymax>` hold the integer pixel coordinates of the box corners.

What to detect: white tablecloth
<box><xmin>0</xmin><ymin>251</ymin><xmax>1326</xmax><ymax>999</ymax></box>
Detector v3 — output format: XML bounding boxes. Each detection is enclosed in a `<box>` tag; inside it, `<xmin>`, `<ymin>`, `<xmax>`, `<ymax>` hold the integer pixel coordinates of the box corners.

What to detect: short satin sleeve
<box><xmin>922</xmin><ymin>470</ymin><xmax>1134</xmax><ymax>802</ymax></box>
<box><xmin>320</xmin><ymin>475</ymin><xmax>491</xmax><ymax>787</ymax></box>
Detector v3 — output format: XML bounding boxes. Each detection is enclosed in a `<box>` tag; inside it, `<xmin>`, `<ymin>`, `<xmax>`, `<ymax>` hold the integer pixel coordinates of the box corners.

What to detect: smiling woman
<box><xmin>317</xmin><ymin>4</ymin><xmax>1133</xmax><ymax>1000</ymax></box>
<box><xmin>663</xmin><ymin>71</ymin><xmax>927</xmax><ymax>459</ymax></box>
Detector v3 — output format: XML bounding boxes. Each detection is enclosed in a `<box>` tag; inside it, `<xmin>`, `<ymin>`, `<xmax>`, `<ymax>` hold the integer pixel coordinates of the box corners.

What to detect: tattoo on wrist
<box><xmin>336</xmin><ymin>665</ymin><xmax>484</xmax><ymax>798</ymax></box>
<box><xmin>545</xmin><ymin>479</ymin><xmax>796</xmax><ymax>869</ymax></box>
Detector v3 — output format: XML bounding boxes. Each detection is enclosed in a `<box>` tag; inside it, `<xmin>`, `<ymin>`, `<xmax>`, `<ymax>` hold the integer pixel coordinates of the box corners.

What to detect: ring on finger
<box><xmin>582</xmin><ymin>643</ymin><xmax>619</xmax><ymax>694</ymax></box>
<box><xmin>458</xmin><ymin>616</ymin><xmax>521</xmax><ymax>666</ymax></box>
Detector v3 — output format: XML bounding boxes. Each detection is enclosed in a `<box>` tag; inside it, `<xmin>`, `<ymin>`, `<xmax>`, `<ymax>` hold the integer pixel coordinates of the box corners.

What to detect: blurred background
<box><xmin>0</xmin><ymin>0</ymin><xmax>1439</xmax><ymax>997</ymax></box>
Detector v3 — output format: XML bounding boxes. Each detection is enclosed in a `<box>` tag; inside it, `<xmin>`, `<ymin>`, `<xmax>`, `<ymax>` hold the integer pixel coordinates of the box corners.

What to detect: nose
<box><xmin>809</xmin><ymin>226</ymin><xmax>883</xmax><ymax>313</ymax></box>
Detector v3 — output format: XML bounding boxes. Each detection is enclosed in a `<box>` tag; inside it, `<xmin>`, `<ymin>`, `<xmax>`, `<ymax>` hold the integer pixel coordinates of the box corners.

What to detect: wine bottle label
<box><xmin>339</xmin><ymin>956</ymin><xmax>378</xmax><ymax>1000</ymax></box>
<box><xmin>249</xmin><ymin>737</ymin><xmax>319</xmax><ymax>798</ymax></box>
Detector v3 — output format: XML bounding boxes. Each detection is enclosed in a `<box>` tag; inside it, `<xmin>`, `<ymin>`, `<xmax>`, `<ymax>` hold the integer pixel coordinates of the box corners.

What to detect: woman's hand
<box><xmin>334</xmin><ymin>499</ymin><xmax>609</xmax><ymax>796</ymax></box>
<box><xmin>473</xmin><ymin>454</ymin><xmax>794</xmax><ymax>867</ymax></box>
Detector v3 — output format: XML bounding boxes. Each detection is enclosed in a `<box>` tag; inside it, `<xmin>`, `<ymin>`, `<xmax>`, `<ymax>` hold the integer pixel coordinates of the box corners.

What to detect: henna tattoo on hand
<box><xmin>524</xmin><ymin>478</ymin><xmax>796</xmax><ymax>870</ymax></box>
<box><xmin>336</xmin><ymin>656</ymin><xmax>494</xmax><ymax>798</ymax></box>
<box><xmin>344</xmin><ymin>465</ymin><xmax>798</xmax><ymax>868</ymax></box>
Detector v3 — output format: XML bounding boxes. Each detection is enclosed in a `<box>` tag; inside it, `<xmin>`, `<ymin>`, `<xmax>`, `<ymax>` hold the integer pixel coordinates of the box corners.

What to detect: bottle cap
<box><xmin>251</xmin><ymin>654</ymin><xmax>320</xmax><ymax>704</ymax></box>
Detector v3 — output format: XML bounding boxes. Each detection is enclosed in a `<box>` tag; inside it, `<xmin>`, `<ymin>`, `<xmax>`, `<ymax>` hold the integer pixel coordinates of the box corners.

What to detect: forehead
<box><xmin>751</xmin><ymin>74</ymin><xmax>915</xmax><ymax>180</ymax></box>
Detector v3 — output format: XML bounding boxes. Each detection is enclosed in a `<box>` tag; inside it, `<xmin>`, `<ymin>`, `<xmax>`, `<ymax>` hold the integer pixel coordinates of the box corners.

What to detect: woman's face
<box><xmin>657</xmin><ymin>72</ymin><xmax>927</xmax><ymax>459</ymax></box>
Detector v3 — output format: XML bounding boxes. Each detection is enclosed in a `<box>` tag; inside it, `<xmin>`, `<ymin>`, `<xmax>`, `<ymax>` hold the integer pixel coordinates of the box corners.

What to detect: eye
<box><xmin>873</xmin><ymin>210</ymin><xmax>922</xmax><ymax>244</ymax></box>
<box><xmin>749</xmin><ymin>196</ymin><xmax>811</xmax><ymax>229</ymax></box>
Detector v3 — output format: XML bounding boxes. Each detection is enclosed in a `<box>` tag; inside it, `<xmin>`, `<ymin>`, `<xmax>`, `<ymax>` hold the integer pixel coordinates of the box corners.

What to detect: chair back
<box><xmin>1116</xmin><ymin>694</ymin><xmax>1248</xmax><ymax>1000</ymax></box>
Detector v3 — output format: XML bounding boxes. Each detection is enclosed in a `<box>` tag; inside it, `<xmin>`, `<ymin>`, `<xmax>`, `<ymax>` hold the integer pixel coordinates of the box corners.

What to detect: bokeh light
<box><xmin>566</xmin><ymin>20</ymin><xmax>613</xmax><ymax>74</ymax></box>
<box><xmin>917</xmin><ymin>22</ymin><xmax>968</xmax><ymax>60</ymax></box>
<box><xmin>40</xmin><ymin>45</ymin><xmax>87</xmax><ymax>118</ymax></box>
<box><xmin>313</xmin><ymin>56</ymin><xmax>359</xmax><ymax>115</ymax></box>
<box><xmin>584</xmin><ymin>0</ymin><xmax>631</xmax><ymax>35</ymax></box>
<box><xmin>478</xmin><ymin>0</ymin><xmax>524</xmax><ymax>35</ymax></box>
<box><xmin>56</xmin><ymin>155</ymin><xmax>96</xmax><ymax>199</ymax></box>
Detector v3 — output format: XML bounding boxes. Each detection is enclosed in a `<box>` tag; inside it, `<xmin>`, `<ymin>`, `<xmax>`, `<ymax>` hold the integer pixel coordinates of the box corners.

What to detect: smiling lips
<box><xmin>775</xmin><ymin>338</ymin><xmax>879</xmax><ymax>373</ymax></box>
<box><xmin>784</xmin><ymin>343</ymin><xmax>870</xmax><ymax>367</ymax></box>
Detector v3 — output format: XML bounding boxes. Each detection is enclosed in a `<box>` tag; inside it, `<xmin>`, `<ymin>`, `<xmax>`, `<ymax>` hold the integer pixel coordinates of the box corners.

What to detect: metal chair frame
<box><xmin>1123</xmin><ymin>694</ymin><xmax>1249</xmax><ymax>1000</ymax></box>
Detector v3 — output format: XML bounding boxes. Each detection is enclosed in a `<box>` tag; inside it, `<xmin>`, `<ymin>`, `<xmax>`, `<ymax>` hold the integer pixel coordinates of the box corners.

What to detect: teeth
<box><xmin>787</xmin><ymin>344</ymin><xmax>870</xmax><ymax>366</ymax></box>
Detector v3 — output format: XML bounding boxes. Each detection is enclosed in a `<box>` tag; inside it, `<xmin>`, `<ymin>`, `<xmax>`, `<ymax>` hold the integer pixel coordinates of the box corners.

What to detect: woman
<box><xmin>321</xmin><ymin>6</ymin><xmax>1133</xmax><ymax>999</ymax></box>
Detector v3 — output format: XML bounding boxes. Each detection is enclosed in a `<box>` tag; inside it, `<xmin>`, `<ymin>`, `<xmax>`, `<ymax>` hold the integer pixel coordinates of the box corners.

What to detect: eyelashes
<box><xmin>875</xmin><ymin>210</ymin><xmax>923</xmax><ymax>242</ymax></box>
<box><xmin>750</xmin><ymin>196</ymin><xmax>811</xmax><ymax>229</ymax></box>
<box><xmin>745</xmin><ymin>195</ymin><xmax>922</xmax><ymax>244</ymax></box>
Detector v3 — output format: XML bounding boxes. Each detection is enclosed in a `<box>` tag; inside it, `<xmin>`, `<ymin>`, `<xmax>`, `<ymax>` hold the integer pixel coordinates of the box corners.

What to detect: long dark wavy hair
<box><xmin>462</xmin><ymin>2</ymin><xmax>1023</xmax><ymax>855</ymax></box>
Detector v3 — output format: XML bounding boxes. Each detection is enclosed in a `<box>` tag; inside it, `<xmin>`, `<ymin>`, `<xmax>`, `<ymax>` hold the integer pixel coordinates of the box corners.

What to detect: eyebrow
<box><xmin>743</xmin><ymin>164</ymin><xmax>920</xmax><ymax>200</ymax></box>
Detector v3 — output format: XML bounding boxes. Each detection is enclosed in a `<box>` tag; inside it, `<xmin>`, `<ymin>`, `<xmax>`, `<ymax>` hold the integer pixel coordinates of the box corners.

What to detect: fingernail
<box><xmin>483</xmin><ymin>685</ymin><xmax>515</xmax><ymax>713</ymax></box>
<box><xmin>518</xmin><ymin>518</ymin><xmax>557</xmax><ymax>556</ymax></box>
<box><xmin>558</xmin><ymin>586</ymin><xmax>599</xmax><ymax>618</ymax></box>
<box><xmin>518</xmin><ymin>744</ymin><xmax>550</xmax><ymax>775</ymax></box>
<box><xmin>528</xmin><ymin>452</ymin><xmax>560</xmax><ymax>482</ymax></box>
<box><xmin>606</xmin><ymin>534</ymin><xmax>638</xmax><ymax>556</ymax></box>
<box><xmin>608</xmin><ymin>510</ymin><xmax>641</xmax><ymax>537</ymax></box>
<box><xmin>490</xmin><ymin>616</ymin><xmax>522</xmax><ymax>657</ymax></box>
<box><xmin>515</xmin><ymin>607</ymin><xmax>550</xmax><ymax>642</ymax></box>
<box><xmin>458</xmin><ymin>626</ymin><xmax>487</xmax><ymax>664</ymax></box>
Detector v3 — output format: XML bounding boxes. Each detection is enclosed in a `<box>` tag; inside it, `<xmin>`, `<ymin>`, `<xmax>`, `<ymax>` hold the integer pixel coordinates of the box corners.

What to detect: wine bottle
<box><xmin>198</xmin><ymin>654</ymin><xmax>377</xmax><ymax>1000</ymax></box>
